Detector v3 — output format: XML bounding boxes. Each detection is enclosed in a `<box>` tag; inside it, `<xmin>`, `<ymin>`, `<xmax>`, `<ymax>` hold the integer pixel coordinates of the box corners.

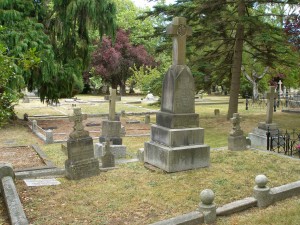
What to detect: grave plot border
<box><xmin>151</xmin><ymin>175</ymin><xmax>300</xmax><ymax>225</ymax></box>
<box><xmin>28</xmin><ymin>113</ymin><xmax>153</xmax><ymax>144</ymax></box>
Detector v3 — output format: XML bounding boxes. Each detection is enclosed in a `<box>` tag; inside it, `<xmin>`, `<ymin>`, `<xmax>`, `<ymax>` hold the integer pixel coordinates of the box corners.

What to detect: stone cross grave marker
<box><xmin>109</xmin><ymin>89</ymin><xmax>117</xmax><ymax>121</ymax></box>
<box><xmin>278</xmin><ymin>80</ymin><xmax>282</xmax><ymax>95</ymax></box>
<box><xmin>230</xmin><ymin>113</ymin><xmax>243</xmax><ymax>136</ymax></box>
<box><xmin>166</xmin><ymin>17</ymin><xmax>192</xmax><ymax>65</ymax></box>
<box><xmin>69</xmin><ymin>108</ymin><xmax>89</xmax><ymax>139</ymax></box>
<box><xmin>101</xmin><ymin>138</ymin><xmax>115</xmax><ymax>168</ymax></box>
<box><xmin>266</xmin><ymin>86</ymin><xmax>276</xmax><ymax>124</ymax></box>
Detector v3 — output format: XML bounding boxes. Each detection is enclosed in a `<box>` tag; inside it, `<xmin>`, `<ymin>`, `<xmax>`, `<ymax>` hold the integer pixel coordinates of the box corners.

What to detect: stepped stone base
<box><xmin>144</xmin><ymin>141</ymin><xmax>210</xmax><ymax>172</ymax></box>
<box><xmin>151</xmin><ymin>124</ymin><xmax>204</xmax><ymax>147</ymax></box>
<box><xmin>156</xmin><ymin>111</ymin><xmax>199</xmax><ymax>129</ymax></box>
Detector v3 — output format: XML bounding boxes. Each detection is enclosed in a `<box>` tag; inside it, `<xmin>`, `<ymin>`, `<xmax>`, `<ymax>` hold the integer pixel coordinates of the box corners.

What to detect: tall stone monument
<box><xmin>248</xmin><ymin>86</ymin><xmax>278</xmax><ymax>148</ymax></box>
<box><xmin>228</xmin><ymin>113</ymin><xmax>248</xmax><ymax>150</ymax></box>
<box><xmin>144</xmin><ymin>17</ymin><xmax>210</xmax><ymax>172</ymax></box>
<box><xmin>65</xmin><ymin>108</ymin><xmax>99</xmax><ymax>180</ymax></box>
<box><xmin>96</xmin><ymin>89</ymin><xmax>126</xmax><ymax>158</ymax></box>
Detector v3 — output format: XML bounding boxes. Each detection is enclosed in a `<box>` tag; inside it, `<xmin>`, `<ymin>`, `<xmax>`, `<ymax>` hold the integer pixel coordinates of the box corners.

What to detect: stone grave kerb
<box><xmin>69</xmin><ymin>108</ymin><xmax>89</xmax><ymax>140</ymax></box>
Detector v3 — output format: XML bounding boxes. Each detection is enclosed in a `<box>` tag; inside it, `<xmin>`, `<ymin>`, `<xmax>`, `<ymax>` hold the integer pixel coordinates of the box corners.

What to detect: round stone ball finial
<box><xmin>200</xmin><ymin>189</ymin><xmax>215</xmax><ymax>205</ymax></box>
<box><xmin>255</xmin><ymin>174</ymin><xmax>268</xmax><ymax>188</ymax></box>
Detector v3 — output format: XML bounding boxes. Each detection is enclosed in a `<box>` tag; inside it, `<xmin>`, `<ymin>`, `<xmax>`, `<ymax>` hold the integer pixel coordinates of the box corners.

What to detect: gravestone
<box><xmin>248</xmin><ymin>86</ymin><xmax>278</xmax><ymax>149</ymax></box>
<box><xmin>228</xmin><ymin>113</ymin><xmax>248</xmax><ymax>150</ymax></box>
<box><xmin>99</xmin><ymin>89</ymin><xmax>122</xmax><ymax>145</ymax></box>
<box><xmin>278</xmin><ymin>80</ymin><xmax>283</xmax><ymax>95</ymax></box>
<box><xmin>101</xmin><ymin>139</ymin><xmax>115</xmax><ymax>168</ymax></box>
<box><xmin>144</xmin><ymin>17</ymin><xmax>210</xmax><ymax>172</ymax></box>
<box><xmin>98</xmin><ymin>89</ymin><xmax>126</xmax><ymax>158</ymax></box>
<box><xmin>214</xmin><ymin>109</ymin><xmax>220</xmax><ymax>116</ymax></box>
<box><xmin>65</xmin><ymin>108</ymin><xmax>99</xmax><ymax>180</ymax></box>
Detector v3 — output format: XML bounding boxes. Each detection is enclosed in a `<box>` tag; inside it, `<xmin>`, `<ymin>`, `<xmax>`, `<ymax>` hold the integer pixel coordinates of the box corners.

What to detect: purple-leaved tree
<box><xmin>90</xmin><ymin>29</ymin><xmax>156</xmax><ymax>95</ymax></box>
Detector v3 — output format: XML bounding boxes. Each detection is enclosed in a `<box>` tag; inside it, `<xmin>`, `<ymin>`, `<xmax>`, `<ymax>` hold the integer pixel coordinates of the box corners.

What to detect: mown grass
<box><xmin>13</xmin><ymin>150</ymin><xmax>300</xmax><ymax>225</ymax></box>
<box><xmin>1</xmin><ymin>95</ymin><xmax>300</xmax><ymax>225</ymax></box>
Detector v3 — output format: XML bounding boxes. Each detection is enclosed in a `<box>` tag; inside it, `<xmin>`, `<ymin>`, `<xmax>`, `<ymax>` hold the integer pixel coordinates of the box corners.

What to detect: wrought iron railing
<box><xmin>267</xmin><ymin>128</ymin><xmax>300</xmax><ymax>158</ymax></box>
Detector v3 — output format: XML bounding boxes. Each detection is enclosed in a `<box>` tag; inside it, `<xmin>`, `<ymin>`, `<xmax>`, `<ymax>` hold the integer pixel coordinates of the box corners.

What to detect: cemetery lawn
<box><xmin>1</xmin><ymin>95</ymin><xmax>300</xmax><ymax>224</ymax></box>
<box><xmin>14</xmin><ymin>150</ymin><xmax>300</xmax><ymax>225</ymax></box>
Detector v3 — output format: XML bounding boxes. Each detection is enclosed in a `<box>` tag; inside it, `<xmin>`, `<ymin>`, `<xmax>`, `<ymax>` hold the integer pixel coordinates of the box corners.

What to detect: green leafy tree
<box><xmin>0</xmin><ymin>0</ymin><xmax>117</xmax><ymax>103</ymax></box>
<box><xmin>143</xmin><ymin>0</ymin><xmax>299</xmax><ymax>119</ymax></box>
<box><xmin>0</xmin><ymin>35</ymin><xmax>40</xmax><ymax>126</ymax></box>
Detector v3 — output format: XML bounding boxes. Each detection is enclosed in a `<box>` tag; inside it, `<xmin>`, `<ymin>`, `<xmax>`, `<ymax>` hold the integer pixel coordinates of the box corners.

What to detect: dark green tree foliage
<box><xmin>143</xmin><ymin>0</ymin><xmax>299</xmax><ymax>118</ymax></box>
<box><xmin>0</xmin><ymin>0</ymin><xmax>117</xmax><ymax>103</ymax></box>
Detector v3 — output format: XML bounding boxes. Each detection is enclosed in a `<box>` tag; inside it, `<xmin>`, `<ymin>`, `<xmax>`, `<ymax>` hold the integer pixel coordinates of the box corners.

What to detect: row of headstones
<box><xmin>64</xmin><ymin>89</ymin><xmax>126</xmax><ymax>180</ymax></box>
<box><xmin>65</xmin><ymin>107</ymin><xmax>119</xmax><ymax>180</ymax></box>
<box><xmin>66</xmin><ymin>15</ymin><xmax>277</xmax><ymax>178</ymax></box>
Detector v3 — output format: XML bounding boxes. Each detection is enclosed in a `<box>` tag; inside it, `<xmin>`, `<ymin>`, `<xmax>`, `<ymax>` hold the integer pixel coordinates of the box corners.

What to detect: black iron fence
<box><xmin>267</xmin><ymin>128</ymin><xmax>300</xmax><ymax>158</ymax></box>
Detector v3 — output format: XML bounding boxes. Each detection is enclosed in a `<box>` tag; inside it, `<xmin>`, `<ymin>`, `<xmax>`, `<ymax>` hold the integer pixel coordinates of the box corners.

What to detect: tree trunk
<box><xmin>227</xmin><ymin>0</ymin><xmax>245</xmax><ymax>120</ymax></box>
<box><xmin>120</xmin><ymin>83</ymin><xmax>126</xmax><ymax>96</ymax></box>
<box><xmin>252</xmin><ymin>82</ymin><xmax>259</xmax><ymax>101</ymax></box>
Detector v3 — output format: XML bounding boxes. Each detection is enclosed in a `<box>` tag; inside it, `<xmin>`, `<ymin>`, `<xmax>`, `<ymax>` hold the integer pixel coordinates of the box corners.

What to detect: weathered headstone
<box><xmin>99</xmin><ymin>89</ymin><xmax>123</xmax><ymax>145</ymax></box>
<box><xmin>145</xmin><ymin>114</ymin><xmax>150</xmax><ymax>124</ymax></box>
<box><xmin>98</xmin><ymin>89</ymin><xmax>126</xmax><ymax>158</ymax></box>
<box><xmin>248</xmin><ymin>86</ymin><xmax>278</xmax><ymax>149</ymax></box>
<box><xmin>228</xmin><ymin>113</ymin><xmax>248</xmax><ymax>150</ymax></box>
<box><xmin>144</xmin><ymin>17</ymin><xmax>210</xmax><ymax>172</ymax></box>
<box><xmin>65</xmin><ymin>108</ymin><xmax>99</xmax><ymax>180</ymax></box>
<box><xmin>258</xmin><ymin>86</ymin><xmax>278</xmax><ymax>130</ymax></box>
<box><xmin>101</xmin><ymin>139</ymin><xmax>115</xmax><ymax>168</ymax></box>
<box><xmin>214</xmin><ymin>109</ymin><xmax>220</xmax><ymax>116</ymax></box>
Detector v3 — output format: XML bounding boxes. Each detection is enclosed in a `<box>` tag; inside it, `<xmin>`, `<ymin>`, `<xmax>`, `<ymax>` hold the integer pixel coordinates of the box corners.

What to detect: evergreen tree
<box><xmin>143</xmin><ymin>0</ymin><xmax>299</xmax><ymax>119</ymax></box>
<box><xmin>0</xmin><ymin>0</ymin><xmax>116</xmax><ymax>103</ymax></box>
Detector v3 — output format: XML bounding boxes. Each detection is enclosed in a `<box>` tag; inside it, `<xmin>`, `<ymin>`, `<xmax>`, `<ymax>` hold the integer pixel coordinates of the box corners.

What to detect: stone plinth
<box><xmin>156</xmin><ymin>111</ymin><xmax>199</xmax><ymax>129</ymax></box>
<box><xmin>94</xmin><ymin>143</ymin><xmax>126</xmax><ymax>158</ymax></box>
<box><xmin>145</xmin><ymin>141</ymin><xmax>210</xmax><ymax>172</ymax></box>
<box><xmin>99</xmin><ymin>120</ymin><xmax>122</xmax><ymax>145</ymax></box>
<box><xmin>228</xmin><ymin>136</ymin><xmax>248</xmax><ymax>151</ymax></box>
<box><xmin>65</xmin><ymin>136</ymin><xmax>99</xmax><ymax>180</ymax></box>
<box><xmin>151</xmin><ymin>125</ymin><xmax>204</xmax><ymax>147</ymax></box>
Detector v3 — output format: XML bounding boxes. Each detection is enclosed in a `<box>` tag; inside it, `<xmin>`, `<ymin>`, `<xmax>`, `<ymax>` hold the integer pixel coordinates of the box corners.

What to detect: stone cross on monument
<box><xmin>69</xmin><ymin>108</ymin><xmax>89</xmax><ymax>139</ymax></box>
<box><xmin>266</xmin><ymin>86</ymin><xmax>276</xmax><ymax>124</ymax></box>
<box><xmin>109</xmin><ymin>89</ymin><xmax>117</xmax><ymax>121</ymax></box>
<box><xmin>167</xmin><ymin>17</ymin><xmax>192</xmax><ymax>65</ymax></box>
